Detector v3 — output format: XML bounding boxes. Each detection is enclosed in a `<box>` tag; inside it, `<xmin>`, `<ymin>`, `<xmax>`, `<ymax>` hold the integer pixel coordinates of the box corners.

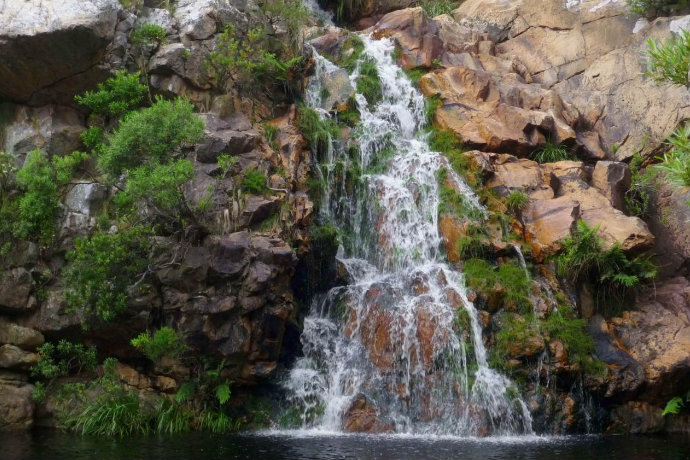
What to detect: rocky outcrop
<box><xmin>0</xmin><ymin>0</ymin><xmax>122</xmax><ymax>105</ymax></box>
<box><xmin>0</xmin><ymin>372</ymin><xmax>34</xmax><ymax>430</ymax></box>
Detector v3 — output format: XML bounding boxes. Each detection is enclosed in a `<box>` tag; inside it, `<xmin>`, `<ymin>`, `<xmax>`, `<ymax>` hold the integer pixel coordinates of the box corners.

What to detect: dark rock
<box><xmin>205</xmin><ymin>232</ymin><xmax>251</xmax><ymax>279</ymax></box>
<box><xmin>0</xmin><ymin>268</ymin><xmax>33</xmax><ymax>313</ymax></box>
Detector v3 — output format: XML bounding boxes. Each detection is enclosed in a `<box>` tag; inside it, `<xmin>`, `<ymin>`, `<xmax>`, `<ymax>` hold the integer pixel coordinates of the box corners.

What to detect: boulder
<box><xmin>0</xmin><ymin>345</ymin><xmax>38</xmax><ymax>371</ymax></box>
<box><xmin>0</xmin><ymin>373</ymin><xmax>34</xmax><ymax>430</ymax></box>
<box><xmin>342</xmin><ymin>394</ymin><xmax>393</xmax><ymax>433</ymax></box>
<box><xmin>0</xmin><ymin>320</ymin><xmax>44</xmax><ymax>350</ymax></box>
<box><xmin>591</xmin><ymin>161</ymin><xmax>631</xmax><ymax>211</ymax></box>
<box><xmin>205</xmin><ymin>231</ymin><xmax>251</xmax><ymax>278</ymax></box>
<box><xmin>374</xmin><ymin>8</ymin><xmax>443</xmax><ymax>69</ymax></box>
<box><xmin>0</xmin><ymin>0</ymin><xmax>121</xmax><ymax>104</ymax></box>
<box><xmin>0</xmin><ymin>268</ymin><xmax>32</xmax><ymax>313</ymax></box>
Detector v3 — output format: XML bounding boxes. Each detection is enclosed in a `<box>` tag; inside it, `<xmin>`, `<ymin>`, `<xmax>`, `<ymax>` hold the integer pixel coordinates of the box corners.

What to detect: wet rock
<box><xmin>342</xmin><ymin>394</ymin><xmax>393</xmax><ymax>433</ymax></box>
<box><xmin>0</xmin><ymin>268</ymin><xmax>33</xmax><ymax>313</ymax></box>
<box><xmin>0</xmin><ymin>0</ymin><xmax>121</xmax><ymax>104</ymax></box>
<box><xmin>608</xmin><ymin>401</ymin><xmax>664</xmax><ymax>434</ymax></box>
<box><xmin>308</xmin><ymin>62</ymin><xmax>354</xmax><ymax>111</ymax></box>
<box><xmin>0</xmin><ymin>320</ymin><xmax>44</xmax><ymax>350</ymax></box>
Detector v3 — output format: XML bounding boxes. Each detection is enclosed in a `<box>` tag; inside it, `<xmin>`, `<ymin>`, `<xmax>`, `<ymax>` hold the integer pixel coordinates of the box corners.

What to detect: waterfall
<box><xmin>284</xmin><ymin>35</ymin><xmax>533</xmax><ymax>436</ymax></box>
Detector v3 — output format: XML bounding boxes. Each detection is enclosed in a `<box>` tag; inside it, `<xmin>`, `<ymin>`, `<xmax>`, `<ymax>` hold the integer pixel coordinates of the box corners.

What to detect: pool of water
<box><xmin>2</xmin><ymin>430</ymin><xmax>690</xmax><ymax>460</ymax></box>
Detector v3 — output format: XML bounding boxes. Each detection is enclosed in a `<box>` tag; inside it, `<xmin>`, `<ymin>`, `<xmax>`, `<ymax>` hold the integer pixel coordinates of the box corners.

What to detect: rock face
<box><xmin>0</xmin><ymin>373</ymin><xmax>34</xmax><ymax>430</ymax></box>
<box><xmin>0</xmin><ymin>0</ymin><xmax>122</xmax><ymax>104</ymax></box>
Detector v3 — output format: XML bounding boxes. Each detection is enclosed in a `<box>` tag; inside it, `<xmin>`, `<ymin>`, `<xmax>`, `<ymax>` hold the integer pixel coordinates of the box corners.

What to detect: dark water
<box><xmin>2</xmin><ymin>430</ymin><xmax>689</xmax><ymax>460</ymax></box>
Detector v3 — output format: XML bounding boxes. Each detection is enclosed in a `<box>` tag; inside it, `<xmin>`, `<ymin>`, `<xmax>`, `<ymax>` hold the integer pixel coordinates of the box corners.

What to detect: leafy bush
<box><xmin>556</xmin><ymin>220</ymin><xmax>657</xmax><ymax>315</ymax></box>
<box><xmin>99</xmin><ymin>97</ymin><xmax>203</xmax><ymax>177</ymax></box>
<box><xmin>625</xmin><ymin>153</ymin><xmax>658</xmax><ymax>218</ymax></box>
<box><xmin>646</xmin><ymin>29</ymin><xmax>690</xmax><ymax>85</ymax></box>
<box><xmin>131</xmin><ymin>327</ymin><xmax>186</xmax><ymax>362</ymax></box>
<box><xmin>242</xmin><ymin>168</ymin><xmax>269</xmax><ymax>195</ymax></box>
<box><xmin>13</xmin><ymin>149</ymin><xmax>89</xmax><ymax>243</ymax></box>
<box><xmin>64</xmin><ymin>226</ymin><xmax>151</xmax><ymax>322</ymax></box>
<box><xmin>130</xmin><ymin>24</ymin><xmax>167</xmax><ymax>45</ymax></box>
<box><xmin>657</xmin><ymin>123</ymin><xmax>690</xmax><ymax>189</ymax></box>
<box><xmin>531</xmin><ymin>140</ymin><xmax>574</xmax><ymax>163</ymax></box>
<box><xmin>356</xmin><ymin>58</ymin><xmax>383</xmax><ymax>105</ymax></box>
<box><xmin>31</xmin><ymin>340</ymin><xmax>98</xmax><ymax>380</ymax></box>
<box><xmin>75</xmin><ymin>71</ymin><xmax>147</xmax><ymax>118</ymax></box>
<box><xmin>663</xmin><ymin>391</ymin><xmax>690</xmax><ymax>416</ymax></box>
<box><xmin>628</xmin><ymin>0</ymin><xmax>690</xmax><ymax>17</ymax></box>
<box><xmin>217</xmin><ymin>153</ymin><xmax>238</xmax><ymax>178</ymax></box>
<box><xmin>114</xmin><ymin>159</ymin><xmax>196</xmax><ymax>225</ymax></box>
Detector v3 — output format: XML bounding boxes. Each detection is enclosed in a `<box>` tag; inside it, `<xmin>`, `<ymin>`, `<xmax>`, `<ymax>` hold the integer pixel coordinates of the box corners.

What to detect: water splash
<box><xmin>284</xmin><ymin>35</ymin><xmax>532</xmax><ymax>436</ymax></box>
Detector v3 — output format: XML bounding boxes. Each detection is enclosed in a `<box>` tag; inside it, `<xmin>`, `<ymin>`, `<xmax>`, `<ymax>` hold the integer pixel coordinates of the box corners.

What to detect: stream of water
<box><xmin>283</xmin><ymin>35</ymin><xmax>533</xmax><ymax>436</ymax></box>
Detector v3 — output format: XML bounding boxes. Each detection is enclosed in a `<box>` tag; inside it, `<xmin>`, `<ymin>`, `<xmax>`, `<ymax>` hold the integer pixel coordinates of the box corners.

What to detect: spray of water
<box><xmin>284</xmin><ymin>35</ymin><xmax>533</xmax><ymax>436</ymax></box>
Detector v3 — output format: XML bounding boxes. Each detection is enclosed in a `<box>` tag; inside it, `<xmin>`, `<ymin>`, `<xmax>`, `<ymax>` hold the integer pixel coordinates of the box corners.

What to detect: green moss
<box><xmin>542</xmin><ymin>310</ymin><xmax>606</xmax><ymax>377</ymax></box>
<box><xmin>356</xmin><ymin>58</ymin><xmax>383</xmax><ymax>105</ymax></box>
<box><xmin>489</xmin><ymin>313</ymin><xmax>540</xmax><ymax>370</ymax></box>
<box><xmin>298</xmin><ymin>106</ymin><xmax>341</xmax><ymax>160</ymax></box>
<box><xmin>462</xmin><ymin>258</ymin><xmax>532</xmax><ymax>313</ymax></box>
<box><xmin>437</xmin><ymin>168</ymin><xmax>484</xmax><ymax>220</ymax></box>
<box><xmin>404</xmin><ymin>68</ymin><xmax>427</xmax><ymax>87</ymax></box>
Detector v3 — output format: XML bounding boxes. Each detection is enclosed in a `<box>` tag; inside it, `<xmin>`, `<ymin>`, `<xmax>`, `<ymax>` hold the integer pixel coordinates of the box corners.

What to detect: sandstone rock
<box><xmin>0</xmin><ymin>320</ymin><xmax>44</xmax><ymax>350</ymax></box>
<box><xmin>0</xmin><ymin>0</ymin><xmax>121</xmax><ymax>104</ymax></box>
<box><xmin>648</xmin><ymin>179</ymin><xmax>690</xmax><ymax>278</ymax></box>
<box><xmin>0</xmin><ymin>345</ymin><xmax>38</xmax><ymax>371</ymax></box>
<box><xmin>374</xmin><ymin>8</ymin><xmax>443</xmax><ymax>69</ymax></box>
<box><xmin>114</xmin><ymin>362</ymin><xmax>151</xmax><ymax>390</ymax></box>
<box><xmin>196</xmin><ymin>113</ymin><xmax>260</xmax><ymax>163</ymax></box>
<box><xmin>0</xmin><ymin>268</ymin><xmax>32</xmax><ymax>313</ymax></box>
<box><xmin>524</xmin><ymin>197</ymin><xmax>579</xmax><ymax>260</ymax></box>
<box><xmin>591</xmin><ymin>161</ymin><xmax>631</xmax><ymax>211</ymax></box>
<box><xmin>0</xmin><ymin>377</ymin><xmax>34</xmax><ymax>430</ymax></box>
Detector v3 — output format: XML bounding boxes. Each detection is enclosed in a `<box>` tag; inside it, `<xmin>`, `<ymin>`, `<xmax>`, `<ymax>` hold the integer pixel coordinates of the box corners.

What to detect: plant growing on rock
<box><xmin>556</xmin><ymin>220</ymin><xmax>657</xmax><ymax>315</ymax></box>
<box><xmin>75</xmin><ymin>71</ymin><xmax>147</xmax><ymax>118</ymax></box>
<box><xmin>625</xmin><ymin>153</ymin><xmax>658</xmax><ymax>217</ymax></box>
<box><xmin>298</xmin><ymin>106</ymin><xmax>341</xmax><ymax>159</ymax></box>
<box><xmin>531</xmin><ymin>140</ymin><xmax>574</xmax><ymax>163</ymax></box>
<box><xmin>646</xmin><ymin>29</ymin><xmax>690</xmax><ymax>85</ymax></box>
<box><xmin>131</xmin><ymin>327</ymin><xmax>186</xmax><ymax>362</ymax></box>
<box><xmin>418</xmin><ymin>0</ymin><xmax>459</xmax><ymax>17</ymax></box>
<box><xmin>242</xmin><ymin>168</ymin><xmax>269</xmax><ymax>195</ymax></box>
<box><xmin>663</xmin><ymin>391</ymin><xmax>690</xmax><ymax>416</ymax></box>
<box><xmin>505</xmin><ymin>190</ymin><xmax>529</xmax><ymax>240</ymax></box>
<box><xmin>462</xmin><ymin>258</ymin><xmax>533</xmax><ymax>313</ymax></box>
<box><xmin>657</xmin><ymin>123</ymin><xmax>690</xmax><ymax>193</ymax></box>
<box><xmin>64</xmin><ymin>226</ymin><xmax>151</xmax><ymax>322</ymax></box>
<box><xmin>356</xmin><ymin>57</ymin><xmax>383</xmax><ymax>105</ymax></box>
<box><xmin>628</xmin><ymin>0</ymin><xmax>690</xmax><ymax>17</ymax></box>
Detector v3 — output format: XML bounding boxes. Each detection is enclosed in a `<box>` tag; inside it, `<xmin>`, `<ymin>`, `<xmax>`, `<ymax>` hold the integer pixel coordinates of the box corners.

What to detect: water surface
<box><xmin>3</xmin><ymin>430</ymin><xmax>689</xmax><ymax>460</ymax></box>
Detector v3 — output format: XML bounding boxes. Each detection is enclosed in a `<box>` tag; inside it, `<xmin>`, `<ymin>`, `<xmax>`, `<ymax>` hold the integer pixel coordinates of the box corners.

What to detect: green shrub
<box><xmin>114</xmin><ymin>159</ymin><xmax>195</xmax><ymax>225</ymax></box>
<box><xmin>657</xmin><ymin>123</ymin><xmax>690</xmax><ymax>189</ymax></box>
<box><xmin>13</xmin><ymin>149</ymin><xmax>89</xmax><ymax>243</ymax></box>
<box><xmin>628</xmin><ymin>0</ymin><xmax>690</xmax><ymax>17</ymax></box>
<box><xmin>64</xmin><ymin>226</ymin><xmax>151</xmax><ymax>322</ymax></box>
<box><xmin>490</xmin><ymin>313</ymin><xmax>540</xmax><ymax>368</ymax></box>
<box><xmin>130</xmin><ymin>24</ymin><xmax>167</xmax><ymax>45</ymax></box>
<box><xmin>531</xmin><ymin>140</ymin><xmax>574</xmax><ymax>163</ymax></box>
<box><xmin>356</xmin><ymin>58</ymin><xmax>383</xmax><ymax>105</ymax></box>
<box><xmin>663</xmin><ymin>391</ymin><xmax>690</xmax><ymax>416</ymax></box>
<box><xmin>217</xmin><ymin>153</ymin><xmax>238</xmax><ymax>178</ymax></box>
<box><xmin>242</xmin><ymin>168</ymin><xmax>269</xmax><ymax>195</ymax></box>
<box><xmin>542</xmin><ymin>310</ymin><xmax>606</xmax><ymax>376</ymax></box>
<box><xmin>131</xmin><ymin>327</ymin><xmax>186</xmax><ymax>362</ymax></box>
<box><xmin>31</xmin><ymin>340</ymin><xmax>98</xmax><ymax>380</ymax></box>
<box><xmin>625</xmin><ymin>153</ymin><xmax>658</xmax><ymax>218</ymax></box>
<box><xmin>99</xmin><ymin>97</ymin><xmax>203</xmax><ymax>177</ymax></box>
<box><xmin>646</xmin><ymin>30</ymin><xmax>690</xmax><ymax>85</ymax></box>
<box><xmin>418</xmin><ymin>0</ymin><xmax>458</xmax><ymax>17</ymax></box>
<box><xmin>556</xmin><ymin>220</ymin><xmax>657</xmax><ymax>315</ymax></box>
<box><xmin>75</xmin><ymin>71</ymin><xmax>147</xmax><ymax>118</ymax></box>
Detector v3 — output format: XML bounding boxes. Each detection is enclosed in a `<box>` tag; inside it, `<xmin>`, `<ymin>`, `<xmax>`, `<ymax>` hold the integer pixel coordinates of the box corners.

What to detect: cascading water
<box><xmin>284</xmin><ymin>35</ymin><xmax>533</xmax><ymax>436</ymax></box>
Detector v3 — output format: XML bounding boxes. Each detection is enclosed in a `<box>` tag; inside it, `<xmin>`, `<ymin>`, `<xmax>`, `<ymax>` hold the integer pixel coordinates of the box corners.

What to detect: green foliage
<box><xmin>261</xmin><ymin>0</ymin><xmax>309</xmax><ymax>50</ymax></box>
<box><xmin>155</xmin><ymin>398</ymin><xmax>193</xmax><ymax>435</ymax></box>
<box><xmin>337</xmin><ymin>36</ymin><xmax>365</xmax><ymax>72</ymax></box>
<box><xmin>418</xmin><ymin>0</ymin><xmax>458</xmax><ymax>17</ymax></box>
<box><xmin>197</xmin><ymin>410</ymin><xmax>236</xmax><ymax>433</ymax></box>
<box><xmin>0</xmin><ymin>150</ymin><xmax>17</xmax><ymax>192</ymax></box>
<box><xmin>489</xmin><ymin>313</ymin><xmax>539</xmax><ymax>369</ymax></box>
<box><xmin>463</xmin><ymin>259</ymin><xmax>532</xmax><ymax>313</ymax></box>
<box><xmin>556</xmin><ymin>220</ymin><xmax>658</xmax><ymax>315</ymax></box>
<box><xmin>663</xmin><ymin>392</ymin><xmax>690</xmax><ymax>416</ymax></box>
<box><xmin>335</xmin><ymin>0</ymin><xmax>363</xmax><ymax>21</ymax></box>
<box><xmin>646</xmin><ymin>30</ymin><xmax>690</xmax><ymax>85</ymax></box>
<box><xmin>64</xmin><ymin>226</ymin><xmax>150</xmax><ymax>322</ymax></box>
<box><xmin>130</xmin><ymin>24</ymin><xmax>167</xmax><ymax>45</ymax></box>
<box><xmin>356</xmin><ymin>58</ymin><xmax>383</xmax><ymax>105</ymax></box>
<box><xmin>404</xmin><ymin>68</ymin><xmax>428</xmax><ymax>87</ymax></box>
<box><xmin>542</xmin><ymin>310</ymin><xmax>606</xmax><ymax>376</ymax></box>
<box><xmin>264</xmin><ymin>123</ymin><xmax>279</xmax><ymax>149</ymax></box>
<box><xmin>531</xmin><ymin>140</ymin><xmax>574</xmax><ymax>163</ymax></box>
<box><xmin>437</xmin><ymin>168</ymin><xmax>484</xmax><ymax>220</ymax></box>
<box><xmin>242</xmin><ymin>168</ymin><xmax>269</xmax><ymax>195</ymax></box>
<box><xmin>625</xmin><ymin>153</ymin><xmax>658</xmax><ymax>217</ymax></box>
<box><xmin>506</xmin><ymin>190</ymin><xmax>529</xmax><ymax>214</ymax></box>
<box><xmin>217</xmin><ymin>153</ymin><xmax>238</xmax><ymax>178</ymax></box>
<box><xmin>13</xmin><ymin>149</ymin><xmax>88</xmax><ymax>243</ymax></box>
<box><xmin>657</xmin><ymin>123</ymin><xmax>690</xmax><ymax>189</ymax></box>
<box><xmin>206</xmin><ymin>25</ymin><xmax>303</xmax><ymax>92</ymax></box>
<box><xmin>99</xmin><ymin>97</ymin><xmax>203</xmax><ymax>178</ymax></box>
<box><xmin>628</xmin><ymin>0</ymin><xmax>690</xmax><ymax>17</ymax></box>
<box><xmin>425</xmin><ymin>95</ymin><xmax>442</xmax><ymax>124</ymax></box>
<box><xmin>31</xmin><ymin>340</ymin><xmax>98</xmax><ymax>380</ymax></box>
<box><xmin>114</xmin><ymin>159</ymin><xmax>195</xmax><ymax>224</ymax></box>
<box><xmin>75</xmin><ymin>71</ymin><xmax>147</xmax><ymax>118</ymax></box>
<box><xmin>298</xmin><ymin>107</ymin><xmax>341</xmax><ymax>159</ymax></box>
<box><xmin>131</xmin><ymin>327</ymin><xmax>186</xmax><ymax>362</ymax></box>
<box><xmin>456</xmin><ymin>224</ymin><xmax>490</xmax><ymax>259</ymax></box>
<box><xmin>70</xmin><ymin>386</ymin><xmax>152</xmax><ymax>437</ymax></box>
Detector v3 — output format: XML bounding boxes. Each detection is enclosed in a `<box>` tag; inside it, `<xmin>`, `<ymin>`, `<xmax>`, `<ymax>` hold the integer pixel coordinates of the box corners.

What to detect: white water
<box><xmin>284</xmin><ymin>35</ymin><xmax>533</xmax><ymax>436</ymax></box>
